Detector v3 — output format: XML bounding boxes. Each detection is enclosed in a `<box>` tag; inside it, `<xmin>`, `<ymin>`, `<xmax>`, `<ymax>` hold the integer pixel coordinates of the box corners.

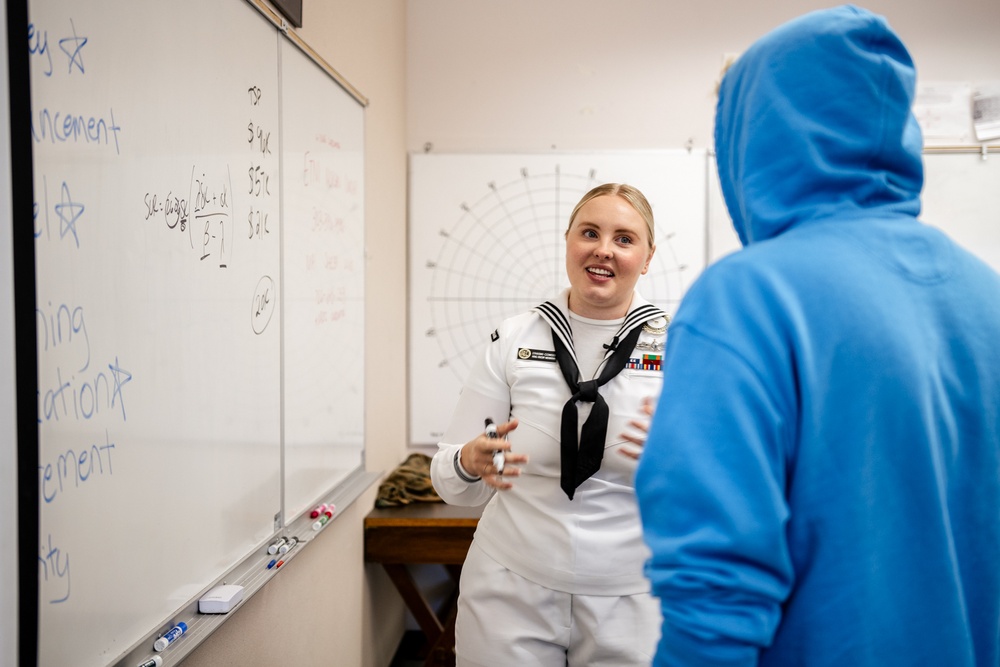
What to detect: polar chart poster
<box><xmin>408</xmin><ymin>151</ymin><xmax>709</xmax><ymax>444</ymax></box>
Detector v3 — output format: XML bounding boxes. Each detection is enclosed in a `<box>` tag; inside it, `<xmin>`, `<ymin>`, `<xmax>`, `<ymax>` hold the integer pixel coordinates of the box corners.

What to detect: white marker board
<box><xmin>280</xmin><ymin>36</ymin><xmax>366</xmax><ymax>523</ymax></box>
<box><xmin>411</xmin><ymin>149</ymin><xmax>1000</xmax><ymax>447</ymax></box>
<box><xmin>27</xmin><ymin>1</ymin><xmax>366</xmax><ymax>665</ymax></box>
<box><xmin>707</xmin><ymin>152</ymin><xmax>1000</xmax><ymax>271</ymax></box>
<box><xmin>921</xmin><ymin>152</ymin><xmax>1000</xmax><ymax>271</ymax></box>
<box><xmin>408</xmin><ymin>151</ymin><xmax>707</xmax><ymax>444</ymax></box>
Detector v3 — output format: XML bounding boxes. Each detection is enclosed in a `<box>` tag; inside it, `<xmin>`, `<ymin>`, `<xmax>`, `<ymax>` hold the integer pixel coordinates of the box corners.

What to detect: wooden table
<box><xmin>364</xmin><ymin>502</ymin><xmax>486</xmax><ymax>667</ymax></box>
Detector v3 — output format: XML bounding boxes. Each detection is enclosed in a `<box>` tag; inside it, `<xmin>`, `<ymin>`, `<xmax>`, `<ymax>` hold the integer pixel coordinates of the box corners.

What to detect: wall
<box><xmin>12</xmin><ymin>1</ymin><xmax>997</xmax><ymax>666</ymax></box>
<box><xmin>406</xmin><ymin>0</ymin><xmax>1000</xmax><ymax>153</ymax></box>
<box><xmin>181</xmin><ymin>1</ymin><xmax>408</xmax><ymax>666</ymax></box>
<box><xmin>1</xmin><ymin>4</ymin><xmax>17</xmax><ymax>664</ymax></box>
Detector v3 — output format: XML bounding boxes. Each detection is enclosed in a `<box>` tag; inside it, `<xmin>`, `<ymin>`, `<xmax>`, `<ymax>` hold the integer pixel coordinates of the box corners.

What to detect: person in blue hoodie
<box><xmin>635</xmin><ymin>6</ymin><xmax>1000</xmax><ymax>666</ymax></box>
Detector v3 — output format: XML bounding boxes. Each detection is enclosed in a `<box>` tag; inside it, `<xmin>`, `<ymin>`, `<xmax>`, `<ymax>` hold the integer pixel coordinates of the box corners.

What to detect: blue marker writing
<box><xmin>153</xmin><ymin>621</ymin><xmax>187</xmax><ymax>651</ymax></box>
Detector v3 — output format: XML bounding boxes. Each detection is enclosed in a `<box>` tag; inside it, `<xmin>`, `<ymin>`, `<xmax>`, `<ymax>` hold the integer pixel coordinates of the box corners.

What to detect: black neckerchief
<box><xmin>534</xmin><ymin>299</ymin><xmax>664</xmax><ymax>500</ymax></box>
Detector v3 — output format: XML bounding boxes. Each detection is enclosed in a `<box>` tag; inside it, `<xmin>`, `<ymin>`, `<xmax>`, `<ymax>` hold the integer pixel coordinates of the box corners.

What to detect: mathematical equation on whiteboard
<box><xmin>138</xmin><ymin>86</ymin><xmax>275</xmax><ymax>271</ymax></box>
<box><xmin>29</xmin><ymin>15</ymin><xmax>279</xmax><ymax>606</ymax></box>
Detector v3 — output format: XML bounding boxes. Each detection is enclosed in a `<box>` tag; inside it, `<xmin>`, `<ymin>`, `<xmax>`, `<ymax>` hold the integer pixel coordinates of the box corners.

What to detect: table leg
<box><xmin>383</xmin><ymin>564</ymin><xmax>443</xmax><ymax>645</ymax></box>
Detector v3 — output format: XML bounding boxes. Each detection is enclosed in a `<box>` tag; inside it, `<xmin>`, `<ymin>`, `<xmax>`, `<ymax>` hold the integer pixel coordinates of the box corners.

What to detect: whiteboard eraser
<box><xmin>199</xmin><ymin>584</ymin><xmax>244</xmax><ymax>614</ymax></box>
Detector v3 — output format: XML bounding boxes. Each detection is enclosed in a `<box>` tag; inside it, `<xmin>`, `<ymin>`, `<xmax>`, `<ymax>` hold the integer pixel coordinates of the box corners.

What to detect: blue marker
<box><xmin>266</xmin><ymin>558</ymin><xmax>278</xmax><ymax>569</ymax></box>
<box><xmin>153</xmin><ymin>621</ymin><xmax>187</xmax><ymax>651</ymax></box>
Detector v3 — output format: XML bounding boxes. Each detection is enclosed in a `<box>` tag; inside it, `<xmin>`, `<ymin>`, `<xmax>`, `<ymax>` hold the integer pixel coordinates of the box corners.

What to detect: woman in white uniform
<box><xmin>430</xmin><ymin>183</ymin><xmax>668</xmax><ymax>666</ymax></box>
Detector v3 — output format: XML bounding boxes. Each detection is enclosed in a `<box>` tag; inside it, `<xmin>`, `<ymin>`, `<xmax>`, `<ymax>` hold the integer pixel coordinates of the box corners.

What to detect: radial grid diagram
<box><xmin>409</xmin><ymin>152</ymin><xmax>708</xmax><ymax>443</ymax></box>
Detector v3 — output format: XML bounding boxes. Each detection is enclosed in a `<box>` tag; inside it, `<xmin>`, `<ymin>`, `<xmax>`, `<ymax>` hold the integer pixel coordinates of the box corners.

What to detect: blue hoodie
<box><xmin>636</xmin><ymin>6</ymin><xmax>1000</xmax><ymax>666</ymax></box>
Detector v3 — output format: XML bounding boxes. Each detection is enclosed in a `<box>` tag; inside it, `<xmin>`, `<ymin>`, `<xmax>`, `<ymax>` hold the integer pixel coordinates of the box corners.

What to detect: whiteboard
<box><xmin>921</xmin><ymin>152</ymin><xmax>1000</xmax><ymax>271</ymax></box>
<box><xmin>23</xmin><ymin>1</ymin><xmax>367</xmax><ymax>665</ymax></box>
<box><xmin>707</xmin><ymin>152</ymin><xmax>1000</xmax><ymax>272</ymax></box>
<box><xmin>280</xmin><ymin>38</ymin><xmax>366</xmax><ymax>523</ymax></box>
<box><xmin>706</xmin><ymin>158</ymin><xmax>741</xmax><ymax>264</ymax></box>
<box><xmin>30</xmin><ymin>3</ymin><xmax>282</xmax><ymax>665</ymax></box>
<box><xmin>408</xmin><ymin>151</ymin><xmax>707</xmax><ymax>444</ymax></box>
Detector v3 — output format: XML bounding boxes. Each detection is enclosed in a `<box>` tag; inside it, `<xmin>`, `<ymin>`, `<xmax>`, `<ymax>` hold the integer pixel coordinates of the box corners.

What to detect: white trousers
<box><xmin>455</xmin><ymin>541</ymin><xmax>660</xmax><ymax>667</ymax></box>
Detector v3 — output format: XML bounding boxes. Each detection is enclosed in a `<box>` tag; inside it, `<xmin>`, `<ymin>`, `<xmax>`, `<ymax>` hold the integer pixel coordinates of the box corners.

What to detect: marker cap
<box><xmin>153</xmin><ymin>622</ymin><xmax>188</xmax><ymax>651</ymax></box>
<box><xmin>267</xmin><ymin>537</ymin><xmax>286</xmax><ymax>555</ymax></box>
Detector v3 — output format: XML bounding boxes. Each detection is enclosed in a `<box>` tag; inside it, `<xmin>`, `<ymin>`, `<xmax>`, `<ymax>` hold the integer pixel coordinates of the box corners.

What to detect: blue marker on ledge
<box><xmin>153</xmin><ymin>621</ymin><xmax>188</xmax><ymax>651</ymax></box>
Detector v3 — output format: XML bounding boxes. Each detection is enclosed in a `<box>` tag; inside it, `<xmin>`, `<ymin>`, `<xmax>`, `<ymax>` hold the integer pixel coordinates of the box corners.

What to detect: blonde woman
<box><xmin>431</xmin><ymin>183</ymin><xmax>668</xmax><ymax>666</ymax></box>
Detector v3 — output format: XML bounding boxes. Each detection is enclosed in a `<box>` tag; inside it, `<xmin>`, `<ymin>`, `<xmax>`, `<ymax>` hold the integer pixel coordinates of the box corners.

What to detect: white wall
<box><xmin>1</xmin><ymin>4</ymin><xmax>18</xmax><ymax>664</ymax></box>
<box><xmin>407</xmin><ymin>0</ymin><xmax>1000</xmax><ymax>152</ymax></box>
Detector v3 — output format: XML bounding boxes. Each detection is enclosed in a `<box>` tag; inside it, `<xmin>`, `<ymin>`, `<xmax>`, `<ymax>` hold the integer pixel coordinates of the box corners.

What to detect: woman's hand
<box><xmin>619</xmin><ymin>397</ymin><xmax>657</xmax><ymax>460</ymax></box>
<box><xmin>459</xmin><ymin>418</ymin><xmax>526</xmax><ymax>489</ymax></box>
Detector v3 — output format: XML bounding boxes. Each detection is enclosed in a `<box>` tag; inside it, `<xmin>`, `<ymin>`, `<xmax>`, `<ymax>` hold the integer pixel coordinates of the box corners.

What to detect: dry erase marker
<box><xmin>137</xmin><ymin>657</ymin><xmax>163</xmax><ymax>667</ymax></box>
<box><xmin>266</xmin><ymin>558</ymin><xmax>277</xmax><ymax>569</ymax></box>
<box><xmin>323</xmin><ymin>504</ymin><xmax>334</xmax><ymax>518</ymax></box>
<box><xmin>312</xmin><ymin>514</ymin><xmax>329</xmax><ymax>530</ymax></box>
<box><xmin>275</xmin><ymin>559</ymin><xmax>286</xmax><ymax>568</ymax></box>
<box><xmin>279</xmin><ymin>537</ymin><xmax>298</xmax><ymax>554</ymax></box>
<box><xmin>153</xmin><ymin>621</ymin><xmax>187</xmax><ymax>651</ymax></box>
<box><xmin>267</xmin><ymin>537</ymin><xmax>287</xmax><ymax>555</ymax></box>
<box><xmin>310</xmin><ymin>503</ymin><xmax>327</xmax><ymax>519</ymax></box>
<box><xmin>486</xmin><ymin>418</ymin><xmax>504</xmax><ymax>474</ymax></box>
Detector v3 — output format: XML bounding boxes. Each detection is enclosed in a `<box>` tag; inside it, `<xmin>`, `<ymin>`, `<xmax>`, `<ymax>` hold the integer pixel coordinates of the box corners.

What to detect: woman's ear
<box><xmin>642</xmin><ymin>244</ymin><xmax>657</xmax><ymax>275</ymax></box>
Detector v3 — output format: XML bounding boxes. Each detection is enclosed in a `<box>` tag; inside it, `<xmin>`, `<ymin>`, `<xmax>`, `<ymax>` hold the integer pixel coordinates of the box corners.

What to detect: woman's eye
<box><xmin>617</xmin><ymin>236</ymin><xmax>633</xmax><ymax>245</ymax></box>
<box><xmin>583</xmin><ymin>229</ymin><xmax>598</xmax><ymax>239</ymax></box>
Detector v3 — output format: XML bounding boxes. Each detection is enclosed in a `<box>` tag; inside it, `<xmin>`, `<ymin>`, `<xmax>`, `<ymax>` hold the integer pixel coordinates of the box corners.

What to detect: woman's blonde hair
<box><xmin>566</xmin><ymin>183</ymin><xmax>655</xmax><ymax>248</ymax></box>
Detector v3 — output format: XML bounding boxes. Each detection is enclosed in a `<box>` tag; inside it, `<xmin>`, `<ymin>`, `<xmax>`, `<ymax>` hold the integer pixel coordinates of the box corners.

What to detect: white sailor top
<box><xmin>430</xmin><ymin>290</ymin><xmax>668</xmax><ymax>595</ymax></box>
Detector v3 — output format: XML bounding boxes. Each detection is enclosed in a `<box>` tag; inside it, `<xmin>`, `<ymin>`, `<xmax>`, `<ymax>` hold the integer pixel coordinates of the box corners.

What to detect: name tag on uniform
<box><xmin>517</xmin><ymin>348</ymin><xmax>557</xmax><ymax>363</ymax></box>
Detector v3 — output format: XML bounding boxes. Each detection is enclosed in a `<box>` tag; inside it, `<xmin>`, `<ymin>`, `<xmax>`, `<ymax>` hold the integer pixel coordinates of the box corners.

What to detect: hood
<box><xmin>715</xmin><ymin>5</ymin><xmax>924</xmax><ymax>247</ymax></box>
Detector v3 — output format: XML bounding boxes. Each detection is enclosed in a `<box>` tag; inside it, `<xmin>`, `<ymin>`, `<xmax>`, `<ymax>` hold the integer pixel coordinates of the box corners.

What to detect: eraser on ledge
<box><xmin>199</xmin><ymin>584</ymin><xmax>244</xmax><ymax>614</ymax></box>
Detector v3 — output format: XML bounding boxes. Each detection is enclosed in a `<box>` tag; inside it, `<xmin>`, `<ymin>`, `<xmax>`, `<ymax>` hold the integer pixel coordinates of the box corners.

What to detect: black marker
<box><xmin>485</xmin><ymin>418</ymin><xmax>504</xmax><ymax>474</ymax></box>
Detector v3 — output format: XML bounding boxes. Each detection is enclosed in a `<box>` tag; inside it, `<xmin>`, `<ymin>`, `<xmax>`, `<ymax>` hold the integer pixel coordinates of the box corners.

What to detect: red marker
<box><xmin>310</xmin><ymin>503</ymin><xmax>327</xmax><ymax>519</ymax></box>
<box><xmin>275</xmin><ymin>559</ymin><xmax>285</xmax><ymax>569</ymax></box>
<box><xmin>323</xmin><ymin>504</ymin><xmax>334</xmax><ymax>518</ymax></box>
